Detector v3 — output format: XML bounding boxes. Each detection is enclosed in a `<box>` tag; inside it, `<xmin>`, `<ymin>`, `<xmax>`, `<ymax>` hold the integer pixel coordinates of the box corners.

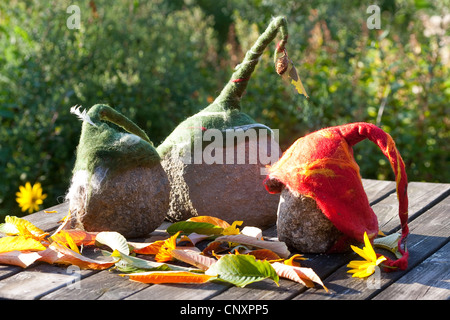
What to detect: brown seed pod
<box><xmin>276</xmin><ymin>56</ymin><xmax>289</xmax><ymax>75</ymax></box>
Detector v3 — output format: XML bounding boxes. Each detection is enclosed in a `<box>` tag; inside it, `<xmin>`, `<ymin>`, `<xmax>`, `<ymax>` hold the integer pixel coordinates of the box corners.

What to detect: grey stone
<box><xmin>276</xmin><ymin>187</ymin><xmax>344</xmax><ymax>253</ymax></box>
<box><xmin>162</xmin><ymin>136</ymin><xmax>280</xmax><ymax>229</ymax></box>
<box><xmin>68</xmin><ymin>164</ymin><xmax>170</xmax><ymax>238</ymax></box>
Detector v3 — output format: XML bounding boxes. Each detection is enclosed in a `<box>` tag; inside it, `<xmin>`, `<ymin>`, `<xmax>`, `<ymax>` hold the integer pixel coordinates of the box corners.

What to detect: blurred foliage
<box><xmin>0</xmin><ymin>0</ymin><xmax>449</xmax><ymax>218</ymax></box>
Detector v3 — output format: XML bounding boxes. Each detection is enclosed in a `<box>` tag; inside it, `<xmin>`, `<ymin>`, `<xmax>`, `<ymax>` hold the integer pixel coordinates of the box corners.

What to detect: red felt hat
<box><xmin>265</xmin><ymin>122</ymin><xmax>409</xmax><ymax>270</ymax></box>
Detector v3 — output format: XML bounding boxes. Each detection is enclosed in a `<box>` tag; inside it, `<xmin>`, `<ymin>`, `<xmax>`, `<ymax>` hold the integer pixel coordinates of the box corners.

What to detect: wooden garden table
<box><xmin>0</xmin><ymin>179</ymin><xmax>448</xmax><ymax>305</ymax></box>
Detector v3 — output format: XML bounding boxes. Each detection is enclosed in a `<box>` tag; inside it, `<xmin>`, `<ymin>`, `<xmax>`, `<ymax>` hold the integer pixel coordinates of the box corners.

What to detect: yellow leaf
<box><xmin>121</xmin><ymin>271</ymin><xmax>215</xmax><ymax>284</ymax></box>
<box><xmin>291</xmin><ymin>78</ymin><xmax>309</xmax><ymax>98</ymax></box>
<box><xmin>2</xmin><ymin>216</ymin><xmax>48</xmax><ymax>240</ymax></box>
<box><xmin>222</xmin><ymin>221</ymin><xmax>243</xmax><ymax>236</ymax></box>
<box><xmin>155</xmin><ymin>231</ymin><xmax>181</xmax><ymax>262</ymax></box>
<box><xmin>284</xmin><ymin>253</ymin><xmax>307</xmax><ymax>267</ymax></box>
<box><xmin>0</xmin><ymin>236</ymin><xmax>46</xmax><ymax>253</ymax></box>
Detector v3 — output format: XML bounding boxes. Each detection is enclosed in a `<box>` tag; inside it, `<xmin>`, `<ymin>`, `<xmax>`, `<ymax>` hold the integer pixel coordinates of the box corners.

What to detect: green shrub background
<box><xmin>1</xmin><ymin>0</ymin><xmax>449</xmax><ymax>218</ymax></box>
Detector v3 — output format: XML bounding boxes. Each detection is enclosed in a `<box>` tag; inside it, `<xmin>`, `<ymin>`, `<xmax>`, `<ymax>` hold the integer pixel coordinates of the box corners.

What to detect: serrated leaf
<box><xmin>95</xmin><ymin>231</ymin><xmax>130</xmax><ymax>255</ymax></box>
<box><xmin>121</xmin><ymin>271</ymin><xmax>215</xmax><ymax>284</ymax></box>
<box><xmin>205</xmin><ymin>254</ymin><xmax>279</xmax><ymax>288</ymax></box>
<box><xmin>167</xmin><ymin>221</ymin><xmax>223</xmax><ymax>236</ymax></box>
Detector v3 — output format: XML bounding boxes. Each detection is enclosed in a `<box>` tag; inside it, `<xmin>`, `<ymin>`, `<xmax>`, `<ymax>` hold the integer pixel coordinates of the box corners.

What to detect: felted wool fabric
<box><xmin>265</xmin><ymin>122</ymin><xmax>409</xmax><ymax>270</ymax></box>
<box><xmin>66</xmin><ymin>104</ymin><xmax>170</xmax><ymax>238</ymax></box>
<box><xmin>156</xmin><ymin>17</ymin><xmax>291</xmax><ymax>227</ymax></box>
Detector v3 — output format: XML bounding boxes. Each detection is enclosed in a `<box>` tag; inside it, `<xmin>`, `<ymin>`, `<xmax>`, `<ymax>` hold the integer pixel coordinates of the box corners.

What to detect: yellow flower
<box><xmin>15</xmin><ymin>182</ymin><xmax>47</xmax><ymax>214</ymax></box>
<box><xmin>347</xmin><ymin>232</ymin><xmax>386</xmax><ymax>278</ymax></box>
<box><xmin>222</xmin><ymin>221</ymin><xmax>243</xmax><ymax>236</ymax></box>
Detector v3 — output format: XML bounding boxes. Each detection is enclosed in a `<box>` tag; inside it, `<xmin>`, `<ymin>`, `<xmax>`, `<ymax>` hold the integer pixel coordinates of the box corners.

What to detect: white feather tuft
<box><xmin>70</xmin><ymin>105</ymin><xmax>97</xmax><ymax>127</ymax></box>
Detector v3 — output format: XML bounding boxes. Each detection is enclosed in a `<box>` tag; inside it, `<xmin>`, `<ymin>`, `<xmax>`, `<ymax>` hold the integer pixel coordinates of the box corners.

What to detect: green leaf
<box><xmin>95</xmin><ymin>231</ymin><xmax>130</xmax><ymax>255</ymax></box>
<box><xmin>166</xmin><ymin>221</ymin><xmax>223</xmax><ymax>236</ymax></box>
<box><xmin>205</xmin><ymin>254</ymin><xmax>279</xmax><ymax>288</ymax></box>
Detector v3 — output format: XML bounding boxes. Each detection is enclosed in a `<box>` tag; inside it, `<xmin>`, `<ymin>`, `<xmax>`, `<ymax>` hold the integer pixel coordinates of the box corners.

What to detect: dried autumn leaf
<box><xmin>246</xmin><ymin>249</ymin><xmax>282</xmax><ymax>261</ymax></box>
<box><xmin>41</xmin><ymin>242</ymin><xmax>118</xmax><ymax>270</ymax></box>
<box><xmin>171</xmin><ymin>249</ymin><xmax>217</xmax><ymax>271</ymax></box>
<box><xmin>155</xmin><ymin>231</ymin><xmax>180</xmax><ymax>262</ymax></box>
<box><xmin>0</xmin><ymin>235</ymin><xmax>46</xmax><ymax>253</ymax></box>
<box><xmin>0</xmin><ymin>250</ymin><xmax>43</xmax><ymax>268</ymax></box>
<box><xmin>284</xmin><ymin>253</ymin><xmax>307</xmax><ymax>267</ymax></box>
<box><xmin>271</xmin><ymin>262</ymin><xmax>328</xmax><ymax>292</ymax></box>
<box><xmin>51</xmin><ymin>230</ymin><xmax>98</xmax><ymax>247</ymax></box>
<box><xmin>121</xmin><ymin>271</ymin><xmax>215</xmax><ymax>284</ymax></box>
<box><xmin>0</xmin><ymin>216</ymin><xmax>48</xmax><ymax>240</ymax></box>
<box><xmin>130</xmin><ymin>240</ymin><xmax>165</xmax><ymax>255</ymax></box>
<box><xmin>188</xmin><ymin>216</ymin><xmax>231</xmax><ymax>229</ymax></box>
<box><xmin>214</xmin><ymin>234</ymin><xmax>291</xmax><ymax>258</ymax></box>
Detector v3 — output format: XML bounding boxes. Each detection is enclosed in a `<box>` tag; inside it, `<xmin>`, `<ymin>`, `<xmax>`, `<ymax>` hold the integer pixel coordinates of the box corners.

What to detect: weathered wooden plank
<box><xmin>293</xmin><ymin>194</ymin><xmax>450</xmax><ymax>300</ymax></box>
<box><xmin>373</xmin><ymin>242</ymin><xmax>450</xmax><ymax>300</ymax></box>
<box><xmin>361</xmin><ymin>179</ymin><xmax>396</xmax><ymax>204</ymax></box>
<box><xmin>23</xmin><ymin>202</ymin><xmax>69</xmax><ymax>232</ymax></box>
<box><xmin>41</xmin><ymin>269</ymin><xmax>148</xmax><ymax>300</ymax></box>
<box><xmin>0</xmin><ymin>263</ymin><xmax>96</xmax><ymax>300</ymax></box>
<box><xmin>373</xmin><ymin>181</ymin><xmax>450</xmax><ymax>234</ymax></box>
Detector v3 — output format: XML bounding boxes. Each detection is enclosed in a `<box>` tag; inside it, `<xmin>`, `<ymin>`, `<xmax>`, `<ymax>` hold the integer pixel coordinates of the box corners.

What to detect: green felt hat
<box><xmin>71</xmin><ymin>104</ymin><xmax>160</xmax><ymax>187</ymax></box>
<box><xmin>156</xmin><ymin>16</ymin><xmax>291</xmax><ymax>158</ymax></box>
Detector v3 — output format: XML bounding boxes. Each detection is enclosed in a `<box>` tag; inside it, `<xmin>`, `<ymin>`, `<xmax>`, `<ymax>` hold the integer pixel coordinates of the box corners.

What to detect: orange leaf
<box><xmin>0</xmin><ymin>250</ymin><xmax>43</xmax><ymax>268</ymax></box>
<box><xmin>271</xmin><ymin>262</ymin><xmax>328</xmax><ymax>292</ymax></box>
<box><xmin>188</xmin><ymin>216</ymin><xmax>231</xmax><ymax>229</ymax></box>
<box><xmin>122</xmin><ymin>271</ymin><xmax>215</xmax><ymax>284</ymax></box>
<box><xmin>155</xmin><ymin>231</ymin><xmax>180</xmax><ymax>262</ymax></box>
<box><xmin>51</xmin><ymin>230</ymin><xmax>98</xmax><ymax>247</ymax></box>
<box><xmin>130</xmin><ymin>240</ymin><xmax>165</xmax><ymax>255</ymax></box>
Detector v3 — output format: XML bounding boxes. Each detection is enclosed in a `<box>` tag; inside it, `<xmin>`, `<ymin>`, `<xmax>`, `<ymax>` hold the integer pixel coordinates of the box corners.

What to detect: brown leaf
<box><xmin>271</xmin><ymin>262</ymin><xmax>328</xmax><ymax>292</ymax></box>
<box><xmin>171</xmin><ymin>249</ymin><xmax>217</xmax><ymax>271</ymax></box>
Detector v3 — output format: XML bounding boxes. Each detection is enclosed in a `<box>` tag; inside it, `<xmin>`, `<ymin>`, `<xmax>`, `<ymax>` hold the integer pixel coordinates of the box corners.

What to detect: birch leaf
<box><xmin>205</xmin><ymin>254</ymin><xmax>279</xmax><ymax>288</ymax></box>
<box><xmin>122</xmin><ymin>271</ymin><xmax>215</xmax><ymax>284</ymax></box>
